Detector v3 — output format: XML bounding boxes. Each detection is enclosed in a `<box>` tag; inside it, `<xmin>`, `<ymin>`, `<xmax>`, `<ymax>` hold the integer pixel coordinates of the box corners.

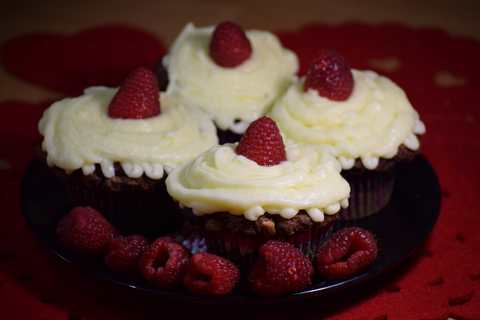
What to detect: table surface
<box><xmin>0</xmin><ymin>1</ymin><xmax>479</xmax><ymax>319</ymax></box>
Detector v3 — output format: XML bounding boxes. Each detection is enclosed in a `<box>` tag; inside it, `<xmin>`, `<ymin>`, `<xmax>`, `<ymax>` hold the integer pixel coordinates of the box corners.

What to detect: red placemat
<box><xmin>0</xmin><ymin>23</ymin><xmax>479</xmax><ymax>319</ymax></box>
<box><xmin>1</xmin><ymin>25</ymin><xmax>166</xmax><ymax>96</ymax></box>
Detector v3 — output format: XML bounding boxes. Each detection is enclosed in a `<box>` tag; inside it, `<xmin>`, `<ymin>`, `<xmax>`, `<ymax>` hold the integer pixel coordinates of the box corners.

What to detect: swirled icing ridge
<box><xmin>39</xmin><ymin>87</ymin><xmax>218</xmax><ymax>179</ymax></box>
<box><xmin>270</xmin><ymin>70</ymin><xmax>426</xmax><ymax>169</ymax></box>
<box><xmin>166</xmin><ymin>144</ymin><xmax>350</xmax><ymax>221</ymax></box>
<box><xmin>164</xmin><ymin>23</ymin><xmax>299</xmax><ymax>133</ymax></box>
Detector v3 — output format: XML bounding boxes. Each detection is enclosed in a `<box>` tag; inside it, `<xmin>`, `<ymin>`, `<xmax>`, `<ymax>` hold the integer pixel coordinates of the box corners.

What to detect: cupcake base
<box><xmin>203</xmin><ymin>223</ymin><xmax>335</xmax><ymax>268</ymax></box>
<box><xmin>341</xmin><ymin>169</ymin><xmax>395</xmax><ymax>220</ymax></box>
<box><xmin>43</xmin><ymin>158</ymin><xmax>181</xmax><ymax>237</ymax></box>
<box><xmin>181</xmin><ymin>211</ymin><xmax>337</xmax><ymax>268</ymax></box>
<box><xmin>340</xmin><ymin>147</ymin><xmax>419</xmax><ymax>220</ymax></box>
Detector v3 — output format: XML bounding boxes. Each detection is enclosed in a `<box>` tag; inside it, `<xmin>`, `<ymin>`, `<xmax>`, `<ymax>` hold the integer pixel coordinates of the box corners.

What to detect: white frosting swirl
<box><xmin>166</xmin><ymin>144</ymin><xmax>350</xmax><ymax>222</ymax></box>
<box><xmin>163</xmin><ymin>23</ymin><xmax>299</xmax><ymax>133</ymax></box>
<box><xmin>269</xmin><ymin>70</ymin><xmax>426</xmax><ymax>169</ymax></box>
<box><xmin>39</xmin><ymin>87</ymin><xmax>218</xmax><ymax>179</ymax></box>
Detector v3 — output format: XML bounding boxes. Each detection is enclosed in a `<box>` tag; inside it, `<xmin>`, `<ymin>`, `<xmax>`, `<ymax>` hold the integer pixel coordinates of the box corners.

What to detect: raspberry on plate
<box><xmin>235</xmin><ymin>116</ymin><xmax>286</xmax><ymax>166</ymax></box>
<box><xmin>108</xmin><ymin>67</ymin><xmax>161</xmax><ymax>119</ymax></box>
<box><xmin>56</xmin><ymin>206</ymin><xmax>115</xmax><ymax>255</ymax></box>
<box><xmin>209</xmin><ymin>21</ymin><xmax>252</xmax><ymax>68</ymax></box>
<box><xmin>183</xmin><ymin>252</ymin><xmax>240</xmax><ymax>296</ymax></box>
<box><xmin>104</xmin><ymin>235</ymin><xmax>149</xmax><ymax>273</ymax></box>
<box><xmin>304</xmin><ymin>49</ymin><xmax>354</xmax><ymax>101</ymax></box>
<box><xmin>248</xmin><ymin>240</ymin><xmax>313</xmax><ymax>296</ymax></box>
<box><xmin>139</xmin><ymin>237</ymin><xmax>190</xmax><ymax>288</ymax></box>
<box><xmin>316</xmin><ymin>227</ymin><xmax>378</xmax><ymax>279</ymax></box>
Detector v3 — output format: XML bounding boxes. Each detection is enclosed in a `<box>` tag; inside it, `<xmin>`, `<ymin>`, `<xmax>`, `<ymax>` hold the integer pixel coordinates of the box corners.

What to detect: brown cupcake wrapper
<box><xmin>182</xmin><ymin>220</ymin><xmax>335</xmax><ymax>268</ymax></box>
<box><xmin>340</xmin><ymin>168</ymin><xmax>395</xmax><ymax>220</ymax></box>
<box><xmin>62</xmin><ymin>171</ymin><xmax>180</xmax><ymax>237</ymax></box>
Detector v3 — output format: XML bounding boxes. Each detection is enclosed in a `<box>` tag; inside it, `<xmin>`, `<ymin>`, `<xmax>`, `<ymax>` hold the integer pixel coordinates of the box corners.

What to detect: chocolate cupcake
<box><xmin>270</xmin><ymin>50</ymin><xmax>426</xmax><ymax>219</ymax></box>
<box><xmin>38</xmin><ymin>68</ymin><xmax>218</xmax><ymax>236</ymax></box>
<box><xmin>166</xmin><ymin>117</ymin><xmax>350</xmax><ymax>265</ymax></box>
<box><xmin>162</xmin><ymin>22</ymin><xmax>298</xmax><ymax>143</ymax></box>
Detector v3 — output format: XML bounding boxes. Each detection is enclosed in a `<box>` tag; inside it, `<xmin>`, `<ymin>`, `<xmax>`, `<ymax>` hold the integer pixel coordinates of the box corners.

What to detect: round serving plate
<box><xmin>20</xmin><ymin>156</ymin><xmax>441</xmax><ymax>304</ymax></box>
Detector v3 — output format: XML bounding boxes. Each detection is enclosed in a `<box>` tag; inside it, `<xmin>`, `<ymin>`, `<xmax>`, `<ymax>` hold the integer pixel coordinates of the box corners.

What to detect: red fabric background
<box><xmin>0</xmin><ymin>23</ymin><xmax>479</xmax><ymax>319</ymax></box>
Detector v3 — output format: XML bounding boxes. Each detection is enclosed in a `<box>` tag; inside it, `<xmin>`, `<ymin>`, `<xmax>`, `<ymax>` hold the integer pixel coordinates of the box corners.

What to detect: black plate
<box><xmin>20</xmin><ymin>156</ymin><xmax>441</xmax><ymax>304</ymax></box>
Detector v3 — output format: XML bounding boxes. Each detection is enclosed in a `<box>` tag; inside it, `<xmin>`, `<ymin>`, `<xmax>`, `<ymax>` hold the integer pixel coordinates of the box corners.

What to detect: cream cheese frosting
<box><xmin>269</xmin><ymin>70</ymin><xmax>426</xmax><ymax>170</ymax></box>
<box><xmin>39</xmin><ymin>86</ymin><xmax>218</xmax><ymax>179</ymax></box>
<box><xmin>166</xmin><ymin>144</ymin><xmax>350</xmax><ymax>222</ymax></box>
<box><xmin>163</xmin><ymin>23</ymin><xmax>299</xmax><ymax>133</ymax></box>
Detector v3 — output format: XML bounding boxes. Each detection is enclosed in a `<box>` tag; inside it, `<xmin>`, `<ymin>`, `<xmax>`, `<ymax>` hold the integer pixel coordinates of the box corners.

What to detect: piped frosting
<box><xmin>163</xmin><ymin>23</ymin><xmax>299</xmax><ymax>133</ymax></box>
<box><xmin>269</xmin><ymin>70</ymin><xmax>426</xmax><ymax>169</ymax></box>
<box><xmin>39</xmin><ymin>86</ymin><xmax>218</xmax><ymax>179</ymax></box>
<box><xmin>166</xmin><ymin>144</ymin><xmax>350</xmax><ymax>222</ymax></box>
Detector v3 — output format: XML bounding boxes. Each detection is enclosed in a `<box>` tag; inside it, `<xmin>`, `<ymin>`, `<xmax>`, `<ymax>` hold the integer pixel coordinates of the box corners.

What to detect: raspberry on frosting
<box><xmin>235</xmin><ymin>116</ymin><xmax>287</xmax><ymax>166</ymax></box>
<box><xmin>304</xmin><ymin>49</ymin><xmax>354</xmax><ymax>101</ymax></box>
<box><xmin>209</xmin><ymin>21</ymin><xmax>252</xmax><ymax>68</ymax></box>
<box><xmin>108</xmin><ymin>67</ymin><xmax>161</xmax><ymax>119</ymax></box>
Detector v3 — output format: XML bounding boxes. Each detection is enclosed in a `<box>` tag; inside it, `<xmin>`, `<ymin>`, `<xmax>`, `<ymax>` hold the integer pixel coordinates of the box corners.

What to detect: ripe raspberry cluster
<box><xmin>56</xmin><ymin>207</ymin><xmax>377</xmax><ymax>297</ymax></box>
<box><xmin>56</xmin><ymin>206</ymin><xmax>240</xmax><ymax>296</ymax></box>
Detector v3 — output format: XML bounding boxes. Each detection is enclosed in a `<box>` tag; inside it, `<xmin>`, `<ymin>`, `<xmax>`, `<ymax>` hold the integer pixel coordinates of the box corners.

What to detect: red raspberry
<box><xmin>108</xmin><ymin>67</ymin><xmax>160</xmax><ymax>119</ymax></box>
<box><xmin>316</xmin><ymin>227</ymin><xmax>378</xmax><ymax>279</ymax></box>
<box><xmin>56</xmin><ymin>206</ymin><xmax>115</xmax><ymax>255</ymax></box>
<box><xmin>235</xmin><ymin>116</ymin><xmax>286</xmax><ymax>166</ymax></box>
<box><xmin>209</xmin><ymin>21</ymin><xmax>252</xmax><ymax>68</ymax></box>
<box><xmin>139</xmin><ymin>237</ymin><xmax>190</xmax><ymax>288</ymax></box>
<box><xmin>248</xmin><ymin>240</ymin><xmax>313</xmax><ymax>296</ymax></box>
<box><xmin>304</xmin><ymin>49</ymin><xmax>354</xmax><ymax>101</ymax></box>
<box><xmin>104</xmin><ymin>235</ymin><xmax>149</xmax><ymax>273</ymax></box>
<box><xmin>183</xmin><ymin>252</ymin><xmax>240</xmax><ymax>296</ymax></box>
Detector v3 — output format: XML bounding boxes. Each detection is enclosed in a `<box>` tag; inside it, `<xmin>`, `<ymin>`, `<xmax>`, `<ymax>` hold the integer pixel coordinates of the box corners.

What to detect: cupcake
<box><xmin>269</xmin><ymin>50</ymin><xmax>426</xmax><ymax>219</ymax></box>
<box><xmin>162</xmin><ymin>21</ymin><xmax>298</xmax><ymax>143</ymax></box>
<box><xmin>38</xmin><ymin>68</ymin><xmax>218</xmax><ymax>236</ymax></box>
<box><xmin>166</xmin><ymin>117</ymin><xmax>350</xmax><ymax>265</ymax></box>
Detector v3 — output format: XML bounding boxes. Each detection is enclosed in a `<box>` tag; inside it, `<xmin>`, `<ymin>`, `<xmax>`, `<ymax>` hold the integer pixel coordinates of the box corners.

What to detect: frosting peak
<box><xmin>166</xmin><ymin>144</ymin><xmax>350</xmax><ymax>221</ymax></box>
<box><xmin>270</xmin><ymin>70</ymin><xmax>426</xmax><ymax>169</ymax></box>
<box><xmin>39</xmin><ymin>87</ymin><xmax>218</xmax><ymax>179</ymax></box>
<box><xmin>163</xmin><ymin>23</ymin><xmax>299</xmax><ymax>133</ymax></box>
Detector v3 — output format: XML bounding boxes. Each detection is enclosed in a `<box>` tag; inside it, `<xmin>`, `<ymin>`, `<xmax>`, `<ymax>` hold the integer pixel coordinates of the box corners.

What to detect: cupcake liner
<box><xmin>341</xmin><ymin>168</ymin><xmax>396</xmax><ymax>220</ymax></box>
<box><xmin>62</xmin><ymin>169</ymin><xmax>181</xmax><ymax>237</ymax></box>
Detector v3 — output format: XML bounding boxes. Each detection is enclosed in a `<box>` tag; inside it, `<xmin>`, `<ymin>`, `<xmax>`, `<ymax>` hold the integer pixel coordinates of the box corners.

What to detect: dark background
<box><xmin>1</xmin><ymin>0</ymin><xmax>480</xmax><ymax>102</ymax></box>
